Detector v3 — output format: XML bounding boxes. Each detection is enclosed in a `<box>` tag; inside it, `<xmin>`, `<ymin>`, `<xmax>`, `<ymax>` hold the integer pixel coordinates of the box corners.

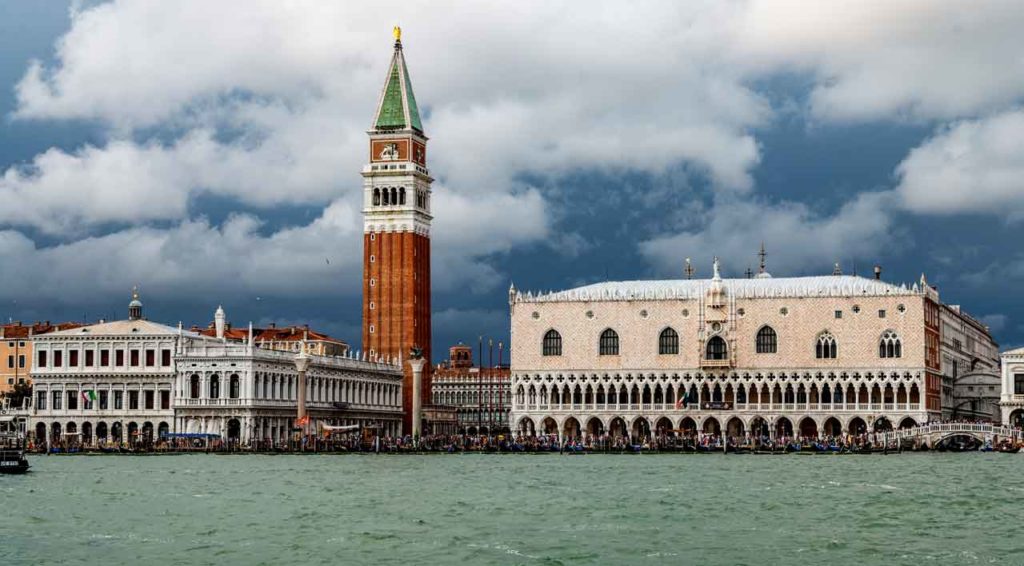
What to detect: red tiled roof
<box><xmin>1</xmin><ymin>321</ymin><xmax>83</xmax><ymax>339</ymax></box>
<box><xmin>196</xmin><ymin>324</ymin><xmax>348</xmax><ymax>346</ymax></box>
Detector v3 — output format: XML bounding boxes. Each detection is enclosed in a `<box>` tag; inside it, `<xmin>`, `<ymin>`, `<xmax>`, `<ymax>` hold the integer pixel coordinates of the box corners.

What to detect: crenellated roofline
<box><xmin>513</xmin><ymin>275</ymin><xmax>927</xmax><ymax>304</ymax></box>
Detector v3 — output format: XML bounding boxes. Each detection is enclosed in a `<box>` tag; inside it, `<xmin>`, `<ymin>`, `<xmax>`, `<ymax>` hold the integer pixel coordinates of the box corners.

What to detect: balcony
<box><xmin>512</xmin><ymin>401</ymin><xmax>926</xmax><ymax>414</ymax></box>
<box><xmin>177</xmin><ymin>398</ymin><xmax>245</xmax><ymax>407</ymax></box>
<box><xmin>700</xmin><ymin>358</ymin><xmax>733</xmax><ymax>369</ymax></box>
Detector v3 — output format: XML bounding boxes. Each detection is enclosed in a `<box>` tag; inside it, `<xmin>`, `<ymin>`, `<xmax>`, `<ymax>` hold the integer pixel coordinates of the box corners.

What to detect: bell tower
<box><xmin>362</xmin><ymin>27</ymin><xmax>432</xmax><ymax>434</ymax></box>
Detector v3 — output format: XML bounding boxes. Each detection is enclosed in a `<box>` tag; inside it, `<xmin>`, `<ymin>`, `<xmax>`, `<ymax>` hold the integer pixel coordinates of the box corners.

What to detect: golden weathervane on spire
<box><xmin>393</xmin><ymin>26</ymin><xmax>401</xmax><ymax>42</ymax></box>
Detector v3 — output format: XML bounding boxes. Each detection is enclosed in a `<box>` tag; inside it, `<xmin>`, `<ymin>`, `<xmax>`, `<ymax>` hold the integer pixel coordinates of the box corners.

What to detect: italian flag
<box><xmin>81</xmin><ymin>390</ymin><xmax>97</xmax><ymax>403</ymax></box>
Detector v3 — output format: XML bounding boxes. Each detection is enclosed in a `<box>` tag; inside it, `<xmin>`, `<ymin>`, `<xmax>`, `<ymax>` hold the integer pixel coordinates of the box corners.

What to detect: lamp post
<box><xmin>409</xmin><ymin>347</ymin><xmax>426</xmax><ymax>445</ymax></box>
<box><xmin>478</xmin><ymin>335</ymin><xmax>484</xmax><ymax>434</ymax></box>
<box><xmin>294</xmin><ymin>344</ymin><xmax>311</xmax><ymax>451</ymax></box>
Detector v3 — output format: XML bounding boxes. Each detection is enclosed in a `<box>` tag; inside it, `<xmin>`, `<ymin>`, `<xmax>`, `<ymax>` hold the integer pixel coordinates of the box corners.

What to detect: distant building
<box><xmin>28</xmin><ymin>289</ymin><xmax>214</xmax><ymax>446</ymax></box>
<box><xmin>432</xmin><ymin>343</ymin><xmax>511</xmax><ymax>434</ymax></box>
<box><xmin>0</xmin><ymin>321</ymin><xmax>81</xmax><ymax>394</ymax></box>
<box><xmin>193</xmin><ymin>306</ymin><xmax>350</xmax><ymax>357</ymax></box>
<box><xmin>174</xmin><ymin>307</ymin><xmax>404</xmax><ymax>445</ymax></box>
<box><xmin>940</xmin><ymin>304</ymin><xmax>1001</xmax><ymax>422</ymax></box>
<box><xmin>509</xmin><ymin>256</ymin><xmax>980</xmax><ymax>441</ymax></box>
<box><xmin>999</xmin><ymin>347</ymin><xmax>1024</xmax><ymax>427</ymax></box>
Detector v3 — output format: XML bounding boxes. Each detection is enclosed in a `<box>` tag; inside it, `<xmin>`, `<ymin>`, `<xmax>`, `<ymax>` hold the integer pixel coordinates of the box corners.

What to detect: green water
<box><xmin>2</xmin><ymin>453</ymin><xmax>1023</xmax><ymax>565</ymax></box>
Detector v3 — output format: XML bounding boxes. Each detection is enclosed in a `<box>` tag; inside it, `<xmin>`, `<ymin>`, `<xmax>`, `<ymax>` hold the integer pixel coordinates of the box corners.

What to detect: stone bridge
<box><xmin>880</xmin><ymin>423</ymin><xmax>1024</xmax><ymax>445</ymax></box>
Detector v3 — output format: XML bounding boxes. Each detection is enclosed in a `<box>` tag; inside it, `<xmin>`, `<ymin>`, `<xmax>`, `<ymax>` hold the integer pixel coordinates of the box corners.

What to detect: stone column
<box><xmin>409</xmin><ymin>358</ymin><xmax>426</xmax><ymax>441</ymax></box>
<box><xmin>294</xmin><ymin>349</ymin><xmax>311</xmax><ymax>439</ymax></box>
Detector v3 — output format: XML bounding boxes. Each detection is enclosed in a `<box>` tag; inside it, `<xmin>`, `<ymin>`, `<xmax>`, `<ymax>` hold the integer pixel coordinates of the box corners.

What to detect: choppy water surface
<box><xmin>3</xmin><ymin>453</ymin><xmax>1023</xmax><ymax>565</ymax></box>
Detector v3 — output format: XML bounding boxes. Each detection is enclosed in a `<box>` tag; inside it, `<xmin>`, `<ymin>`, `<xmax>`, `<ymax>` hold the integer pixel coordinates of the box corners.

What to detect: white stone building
<box><xmin>999</xmin><ymin>347</ymin><xmax>1024</xmax><ymax>427</ymax></box>
<box><xmin>940</xmin><ymin>304</ymin><xmax>1001</xmax><ymax>421</ymax></box>
<box><xmin>509</xmin><ymin>260</ymin><xmax>956</xmax><ymax>441</ymax></box>
<box><xmin>174</xmin><ymin>337</ymin><xmax>404</xmax><ymax>446</ymax></box>
<box><xmin>28</xmin><ymin>290</ymin><xmax>213</xmax><ymax>446</ymax></box>
<box><xmin>431</xmin><ymin>343</ymin><xmax>511</xmax><ymax>434</ymax></box>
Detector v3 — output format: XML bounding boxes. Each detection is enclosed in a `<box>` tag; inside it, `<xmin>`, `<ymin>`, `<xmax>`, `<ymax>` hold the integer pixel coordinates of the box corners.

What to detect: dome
<box><xmin>129</xmin><ymin>286</ymin><xmax>143</xmax><ymax>307</ymax></box>
<box><xmin>128</xmin><ymin>286</ymin><xmax>144</xmax><ymax>320</ymax></box>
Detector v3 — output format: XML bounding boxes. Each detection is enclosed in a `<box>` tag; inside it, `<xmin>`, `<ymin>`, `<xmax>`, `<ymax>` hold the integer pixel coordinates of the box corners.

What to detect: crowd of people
<box><xmin>25</xmin><ymin>418</ymin><xmax>1023</xmax><ymax>454</ymax></box>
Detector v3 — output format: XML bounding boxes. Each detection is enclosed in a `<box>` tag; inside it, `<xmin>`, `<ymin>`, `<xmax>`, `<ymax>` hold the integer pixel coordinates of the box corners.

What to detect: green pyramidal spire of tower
<box><xmin>373</xmin><ymin>29</ymin><xmax>423</xmax><ymax>133</ymax></box>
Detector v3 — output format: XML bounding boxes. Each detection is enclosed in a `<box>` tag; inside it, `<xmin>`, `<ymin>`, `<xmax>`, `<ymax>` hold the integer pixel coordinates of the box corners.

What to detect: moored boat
<box><xmin>0</xmin><ymin>428</ymin><xmax>30</xmax><ymax>474</ymax></box>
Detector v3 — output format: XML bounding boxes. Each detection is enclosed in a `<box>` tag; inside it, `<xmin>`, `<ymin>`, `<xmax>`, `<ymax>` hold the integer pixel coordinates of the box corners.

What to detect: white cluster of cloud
<box><xmin>896</xmin><ymin>110</ymin><xmax>1024</xmax><ymax>218</ymax></box>
<box><xmin>732</xmin><ymin>1</ymin><xmax>1024</xmax><ymax>123</ymax></box>
<box><xmin>2</xmin><ymin>0</ymin><xmax>1024</xmax><ymax>310</ymax></box>
<box><xmin>0</xmin><ymin>201</ymin><xmax>361</xmax><ymax>302</ymax></box>
<box><xmin>640</xmin><ymin>1</ymin><xmax>1024</xmax><ymax>275</ymax></box>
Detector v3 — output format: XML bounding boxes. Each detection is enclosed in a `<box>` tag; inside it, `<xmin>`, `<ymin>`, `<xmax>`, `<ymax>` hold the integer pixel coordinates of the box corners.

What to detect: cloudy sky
<box><xmin>2</xmin><ymin>1</ymin><xmax>1024</xmax><ymax>357</ymax></box>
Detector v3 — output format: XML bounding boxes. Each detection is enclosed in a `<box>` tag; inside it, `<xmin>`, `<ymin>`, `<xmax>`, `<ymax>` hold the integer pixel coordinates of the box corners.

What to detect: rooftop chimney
<box><xmin>873</xmin><ymin>265</ymin><xmax>882</xmax><ymax>280</ymax></box>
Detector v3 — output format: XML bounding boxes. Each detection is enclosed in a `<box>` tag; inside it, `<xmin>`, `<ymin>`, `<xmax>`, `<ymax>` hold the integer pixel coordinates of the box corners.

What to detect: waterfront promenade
<box><xmin>25</xmin><ymin>420</ymin><xmax>1024</xmax><ymax>455</ymax></box>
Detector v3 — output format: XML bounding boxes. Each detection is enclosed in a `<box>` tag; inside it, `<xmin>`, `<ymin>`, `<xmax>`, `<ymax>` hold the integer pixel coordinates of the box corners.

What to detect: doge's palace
<box><xmin>508</xmin><ymin>258</ymin><xmax>961</xmax><ymax>441</ymax></box>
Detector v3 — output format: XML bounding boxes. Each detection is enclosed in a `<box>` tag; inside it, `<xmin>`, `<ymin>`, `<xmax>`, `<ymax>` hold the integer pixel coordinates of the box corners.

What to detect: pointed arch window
<box><xmin>706</xmin><ymin>336</ymin><xmax>728</xmax><ymax>360</ymax></box>
<box><xmin>542</xmin><ymin>330</ymin><xmax>562</xmax><ymax>357</ymax></box>
<box><xmin>816</xmin><ymin>332</ymin><xmax>838</xmax><ymax>359</ymax></box>
<box><xmin>599</xmin><ymin>329</ymin><xmax>619</xmax><ymax>356</ymax></box>
<box><xmin>658</xmin><ymin>327</ymin><xmax>679</xmax><ymax>355</ymax></box>
<box><xmin>756</xmin><ymin>326</ymin><xmax>778</xmax><ymax>354</ymax></box>
<box><xmin>879</xmin><ymin>330</ymin><xmax>902</xmax><ymax>358</ymax></box>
